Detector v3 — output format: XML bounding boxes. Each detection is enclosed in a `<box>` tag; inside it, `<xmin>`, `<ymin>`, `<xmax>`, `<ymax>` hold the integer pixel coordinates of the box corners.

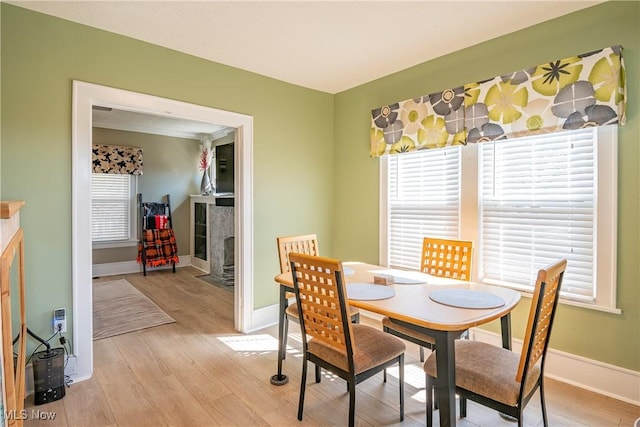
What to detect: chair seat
<box><xmin>382</xmin><ymin>317</ymin><xmax>435</xmax><ymax>346</ymax></box>
<box><xmin>424</xmin><ymin>340</ymin><xmax>541</xmax><ymax>406</ymax></box>
<box><xmin>286</xmin><ymin>301</ymin><xmax>359</xmax><ymax>320</ymax></box>
<box><xmin>308</xmin><ymin>324</ymin><xmax>405</xmax><ymax>374</ymax></box>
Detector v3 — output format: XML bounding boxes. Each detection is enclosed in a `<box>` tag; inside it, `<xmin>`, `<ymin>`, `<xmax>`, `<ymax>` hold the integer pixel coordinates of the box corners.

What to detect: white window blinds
<box><xmin>91</xmin><ymin>173</ymin><xmax>133</xmax><ymax>242</ymax></box>
<box><xmin>388</xmin><ymin>146</ymin><xmax>461</xmax><ymax>270</ymax></box>
<box><xmin>479</xmin><ymin>128</ymin><xmax>596</xmax><ymax>301</ymax></box>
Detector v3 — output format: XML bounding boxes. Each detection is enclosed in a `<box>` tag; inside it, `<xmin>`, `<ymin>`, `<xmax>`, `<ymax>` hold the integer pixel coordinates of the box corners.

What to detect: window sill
<box><xmin>557</xmin><ymin>298</ymin><xmax>622</xmax><ymax>314</ymax></box>
<box><xmin>92</xmin><ymin>239</ymin><xmax>138</xmax><ymax>250</ymax></box>
<box><xmin>487</xmin><ymin>283</ymin><xmax>622</xmax><ymax>315</ymax></box>
<box><xmin>481</xmin><ymin>278</ymin><xmax>622</xmax><ymax>315</ymax></box>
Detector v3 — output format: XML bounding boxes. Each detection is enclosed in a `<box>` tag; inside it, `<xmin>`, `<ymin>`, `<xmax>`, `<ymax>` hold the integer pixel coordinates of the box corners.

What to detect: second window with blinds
<box><xmin>380</xmin><ymin>126</ymin><xmax>618</xmax><ymax>312</ymax></box>
<box><xmin>91</xmin><ymin>173</ymin><xmax>138</xmax><ymax>248</ymax></box>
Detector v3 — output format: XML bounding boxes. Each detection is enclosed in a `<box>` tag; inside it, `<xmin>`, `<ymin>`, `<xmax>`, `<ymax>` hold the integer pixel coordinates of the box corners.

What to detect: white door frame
<box><xmin>72</xmin><ymin>81</ymin><xmax>253</xmax><ymax>381</ymax></box>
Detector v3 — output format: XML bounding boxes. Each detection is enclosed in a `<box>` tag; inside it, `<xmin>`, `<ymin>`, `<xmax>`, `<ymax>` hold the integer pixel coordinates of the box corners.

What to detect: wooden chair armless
<box><xmin>423</xmin><ymin>259</ymin><xmax>567</xmax><ymax>427</ymax></box>
<box><xmin>290</xmin><ymin>253</ymin><xmax>405</xmax><ymax>426</ymax></box>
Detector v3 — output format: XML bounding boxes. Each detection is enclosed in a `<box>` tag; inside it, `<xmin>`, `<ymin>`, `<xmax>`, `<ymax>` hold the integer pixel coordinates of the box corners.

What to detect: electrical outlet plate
<box><xmin>53</xmin><ymin>308</ymin><xmax>66</xmax><ymax>333</ymax></box>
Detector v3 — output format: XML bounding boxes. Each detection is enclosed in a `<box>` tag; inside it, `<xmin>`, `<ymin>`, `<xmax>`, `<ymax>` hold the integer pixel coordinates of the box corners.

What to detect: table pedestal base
<box><xmin>270</xmin><ymin>374</ymin><xmax>289</xmax><ymax>386</ymax></box>
<box><xmin>499</xmin><ymin>413</ymin><xmax>518</xmax><ymax>422</ymax></box>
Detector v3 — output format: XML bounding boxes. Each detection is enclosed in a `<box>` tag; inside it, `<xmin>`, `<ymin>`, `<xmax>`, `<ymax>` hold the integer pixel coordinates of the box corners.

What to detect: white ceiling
<box><xmin>10</xmin><ymin>0</ymin><xmax>603</xmax><ymax>94</ymax></box>
<box><xmin>92</xmin><ymin>107</ymin><xmax>233</xmax><ymax>140</ymax></box>
<box><xmin>11</xmin><ymin>0</ymin><xmax>603</xmax><ymax>139</ymax></box>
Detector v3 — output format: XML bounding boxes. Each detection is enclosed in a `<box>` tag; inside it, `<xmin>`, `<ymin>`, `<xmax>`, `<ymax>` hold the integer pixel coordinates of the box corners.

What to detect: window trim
<box><xmin>592</xmin><ymin>125</ymin><xmax>618</xmax><ymax>312</ymax></box>
<box><xmin>380</xmin><ymin>126</ymin><xmax>620</xmax><ymax>314</ymax></box>
<box><xmin>91</xmin><ymin>173</ymin><xmax>138</xmax><ymax>249</ymax></box>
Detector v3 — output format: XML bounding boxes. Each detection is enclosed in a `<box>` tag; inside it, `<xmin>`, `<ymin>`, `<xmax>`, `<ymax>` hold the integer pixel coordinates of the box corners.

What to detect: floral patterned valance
<box><xmin>92</xmin><ymin>144</ymin><xmax>143</xmax><ymax>175</ymax></box>
<box><xmin>370</xmin><ymin>45</ymin><xmax>626</xmax><ymax>157</ymax></box>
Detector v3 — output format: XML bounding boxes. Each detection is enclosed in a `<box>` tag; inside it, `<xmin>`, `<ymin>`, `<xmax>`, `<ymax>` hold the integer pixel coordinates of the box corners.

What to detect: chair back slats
<box><xmin>420</xmin><ymin>237</ymin><xmax>473</xmax><ymax>281</ymax></box>
<box><xmin>289</xmin><ymin>253</ymin><xmax>351</xmax><ymax>355</ymax></box>
<box><xmin>277</xmin><ymin>234</ymin><xmax>319</xmax><ymax>274</ymax></box>
<box><xmin>516</xmin><ymin>259</ymin><xmax>567</xmax><ymax>383</ymax></box>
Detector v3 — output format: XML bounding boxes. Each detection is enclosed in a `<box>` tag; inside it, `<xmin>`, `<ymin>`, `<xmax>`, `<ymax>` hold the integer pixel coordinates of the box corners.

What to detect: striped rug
<box><xmin>93</xmin><ymin>279</ymin><xmax>175</xmax><ymax>340</ymax></box>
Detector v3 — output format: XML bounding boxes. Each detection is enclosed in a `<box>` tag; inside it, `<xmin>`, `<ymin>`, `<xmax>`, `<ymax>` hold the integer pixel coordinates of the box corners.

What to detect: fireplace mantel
<box><xmin>189</xmin><ymin>194</ymin><xmax>234</xmax><ymax>202</ymax></box>
<box><xmin>189</xmin><ymin>195</ymin><xmax>234</xmax><ymax>278</ymax></box>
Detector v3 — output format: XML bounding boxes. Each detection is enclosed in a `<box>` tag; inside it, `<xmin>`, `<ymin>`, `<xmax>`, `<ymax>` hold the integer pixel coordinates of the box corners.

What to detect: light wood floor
<box><xmin>24</xmin><ymin>267</ymin><xmax>639</xmax><ymax>426</ymax></box>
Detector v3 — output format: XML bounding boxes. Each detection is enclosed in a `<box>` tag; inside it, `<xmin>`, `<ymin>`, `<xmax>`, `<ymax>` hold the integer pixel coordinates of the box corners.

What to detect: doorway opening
<box><xmin>72</xmin><ymin>81</ymin><xmax>254</xmax><ymax>381</ymax></box>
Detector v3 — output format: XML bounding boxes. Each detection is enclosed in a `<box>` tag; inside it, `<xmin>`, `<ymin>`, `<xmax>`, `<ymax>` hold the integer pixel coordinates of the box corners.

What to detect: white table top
<box><xmin>276</xmin><ymin>261</ymin><xmax>521</xmax><ymax>332</ymax></box>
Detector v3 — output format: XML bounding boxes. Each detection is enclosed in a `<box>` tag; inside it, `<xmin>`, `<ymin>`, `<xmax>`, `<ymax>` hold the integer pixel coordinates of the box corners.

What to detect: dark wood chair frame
<box><xmin>271</xmin><ymin>235</ymin><xmax>359</xmax><ymax>387</ymax></box>
<box><xmin>383</xmin><ymin>237</ymin><xmax>474</xmax><ymax>362</ymax></box>
<box><xmin>425</xmin><ymin>259</ymin><xmax>567</xmax><ymax>427</ymax></box>
<box><xmin>291</xmin><ymin>253</ymin><xmax>404</xmax><ymax>427</ymax></box>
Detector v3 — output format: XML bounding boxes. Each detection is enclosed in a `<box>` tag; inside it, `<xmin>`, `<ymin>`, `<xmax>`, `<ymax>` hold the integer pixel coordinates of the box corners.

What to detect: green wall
<box><xmin>333</xmin><ymin>1</ymin><xmax>639</xmax><ymax>370</ymax></box>
<box><xmin>92</xmin><ymin>128</ymin><xmax>201</xmax><ymax>264</ymax></box>
<box><xmin>1</xmin><ymin>2</ymin><xmax>638</xmax><ymax>372</ymax></box>
<box><xmin>1</xmin><ymin>4</ymin><xmax>334</xmax><ymax>344</ymax></box>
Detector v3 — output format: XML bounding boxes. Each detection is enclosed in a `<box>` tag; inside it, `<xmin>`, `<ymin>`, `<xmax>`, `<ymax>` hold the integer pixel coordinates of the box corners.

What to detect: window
<box><xmin>384</xmin><ymin>146</ymin><xmax>461</xmax><ymax>270</ymax></box>
<box><xmin>381</xmin><ymin>126</ymin><xmax>618</xmax><ymax>312</ymax></box>
<box><xmin>91</xmin><ymin>173</ymin><xmax>137</xmax><ymax>247</ymax></box>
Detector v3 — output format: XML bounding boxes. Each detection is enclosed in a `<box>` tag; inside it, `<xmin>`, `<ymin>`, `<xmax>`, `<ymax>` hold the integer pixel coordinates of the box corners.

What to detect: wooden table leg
<box><xmin>500</xmin><ymin>314</ymin><xmax>512</xmax><ymax>350</ymax></box>
<box><xmin>434</xmin><ymin>331</ymin><xmax>457</xmax><ymax>427</ymax></box>
<box><xmin>270</xmin><ymin>285</ymin><xmax>289</xmax><ymax>385</ymax></box>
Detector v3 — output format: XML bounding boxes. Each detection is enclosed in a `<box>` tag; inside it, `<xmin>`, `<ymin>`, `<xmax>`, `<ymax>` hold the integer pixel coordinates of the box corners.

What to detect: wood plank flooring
<box><xmin>23</xmin><ymin>267</ymin><xmax>640</xmax><ymax>426</ymax></box>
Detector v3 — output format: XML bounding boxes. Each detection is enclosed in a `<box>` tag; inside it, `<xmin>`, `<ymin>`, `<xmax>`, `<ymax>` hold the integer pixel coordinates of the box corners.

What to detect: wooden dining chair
<box><xmin>289</xmin><ymin>253</ymin><xmax>405</xmax><ymax>427</ymax></box>
<box><xmin>423</xmin><ymin>259</ymin><xmax>567</xmax><ymax>427</ymax></box>
<box><xmin>382</xmin><ymin>237</ymin><xmax>474</xmax><ymax>361</ymax></box>
<box><xmin>277</xmin><ymin>234</ymin><xmax>359</xmax><ymax>354</ymax></box>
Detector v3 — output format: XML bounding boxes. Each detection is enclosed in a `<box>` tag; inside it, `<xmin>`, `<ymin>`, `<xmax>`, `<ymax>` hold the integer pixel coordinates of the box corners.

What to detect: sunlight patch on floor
<box><xmin>286</xmin><ymin>331</ymin><xmax>304</xmax><ymax>344</ymax></box>
<box><xmin>411</xmin><ymin>388</ymin><xmax>427</xmax><ymax>404</ymax></box>
<box><xmin>217</xmin><ymin>332</ymin><xmax>305</xmax><ymax>358</ymax></box>
<box><xmin>217</xmin><ymin>334</ymin><xmax>280</xmax><ymax>354</ymax></box>
<box><xmin>283</xmin><ymin>331</ymin><xmax>305</xmax><ymax>357</ymax></box>
<box><xmin>384</xmin><ymin>362</ymin><xmax>425</xmax><ymax>389</ymax></box>
<box><xmin>384</xmin><ymin>362</ymin><xmax>427</xmax><ymax>403</ymax></box>
<box><xmin>321</xmin><ymin>370</ymin><xmax>341</xmax><ymax>382</ymax></box>
<box><xmin>404</xmin><ymin>362</ymin><xmax>427</xmax><ymax>389</ymax></box>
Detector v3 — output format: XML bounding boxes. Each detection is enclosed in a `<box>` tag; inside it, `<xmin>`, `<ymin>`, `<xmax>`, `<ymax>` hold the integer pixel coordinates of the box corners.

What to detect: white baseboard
<box><xmin>246</xmin><ymin>302</ymin><xmax>280</xmax><ymax>333</ymax></box>
<box><xmin>471</xmin><ymin>328</ymin><xmax>640</xmax><ymax>406</ymax></box>
<box><xmin>92</xmin><ymin>256</ymin><xmax>191</xmax><ymax>277</ymax></box>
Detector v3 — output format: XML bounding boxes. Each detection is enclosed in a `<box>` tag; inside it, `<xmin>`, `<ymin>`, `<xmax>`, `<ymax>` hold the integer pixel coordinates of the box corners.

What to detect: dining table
<box><xmin>271</xmin><ymin>261</ymin><xmax>521</xmax><ymax>427</ymax></box>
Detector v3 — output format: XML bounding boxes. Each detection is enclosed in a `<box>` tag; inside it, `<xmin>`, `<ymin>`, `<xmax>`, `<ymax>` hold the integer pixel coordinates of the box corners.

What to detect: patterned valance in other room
<box><xmin>92</xmin><ymin>144</ymin><xmax>143</xmax><ymax>175</ymax></box>
<box><xmin>370</xmin><ymin>45</ymin><xmax>626</xmax><ymax>157</ymax></box>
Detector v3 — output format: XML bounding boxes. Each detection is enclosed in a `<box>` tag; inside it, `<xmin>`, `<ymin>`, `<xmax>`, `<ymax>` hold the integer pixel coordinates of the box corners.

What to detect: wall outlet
<box><xmin>53</xmin><ymin>308</ymin><xmax>66</xmax><ymax>333</ymax></box>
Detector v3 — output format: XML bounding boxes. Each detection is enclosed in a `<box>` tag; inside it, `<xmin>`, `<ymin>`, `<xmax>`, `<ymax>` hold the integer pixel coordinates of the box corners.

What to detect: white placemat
<box><xmin>429</xmin><ymin>289</ymin><xmax>505</xmax><ymax>309</ymax></box>
<box><xmin>347</xmin><ymin>283</ymin><xmax>396</xmax><ymax>301</ymax></box>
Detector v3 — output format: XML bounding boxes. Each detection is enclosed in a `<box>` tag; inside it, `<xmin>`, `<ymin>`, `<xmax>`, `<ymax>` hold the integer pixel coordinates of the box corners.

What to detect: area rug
<box><xmin>93</xmin><ymin>279</ymin><xmax>175</xmax><ymax>340</ymax></box>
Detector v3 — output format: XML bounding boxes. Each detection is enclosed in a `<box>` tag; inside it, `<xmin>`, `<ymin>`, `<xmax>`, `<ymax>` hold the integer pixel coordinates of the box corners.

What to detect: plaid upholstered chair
<box><xmin>276</xmin><ymin>234</ymin><xmax>359</xmax><ymax>353</ymax></box>
<box><xmin>289</xmin><ymin>253</ymin><xmax>405</xmax><ymax>427</ymax></box>
<box><xmin>424</xmin><ymin>259</ymin><xmax>567</xmax><ymax>427</ymax></box>
<box><xmin>382</xmin><ymin>237</ymin><xmax>473</xmax><ymax>362</ymax></box>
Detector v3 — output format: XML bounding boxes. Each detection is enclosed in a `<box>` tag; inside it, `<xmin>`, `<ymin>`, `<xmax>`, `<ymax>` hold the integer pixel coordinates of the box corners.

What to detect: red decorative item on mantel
<box><xmin>199</xmin><ymin>147</ymin><xmax>210</xmax><ymax>171</ymax></box>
